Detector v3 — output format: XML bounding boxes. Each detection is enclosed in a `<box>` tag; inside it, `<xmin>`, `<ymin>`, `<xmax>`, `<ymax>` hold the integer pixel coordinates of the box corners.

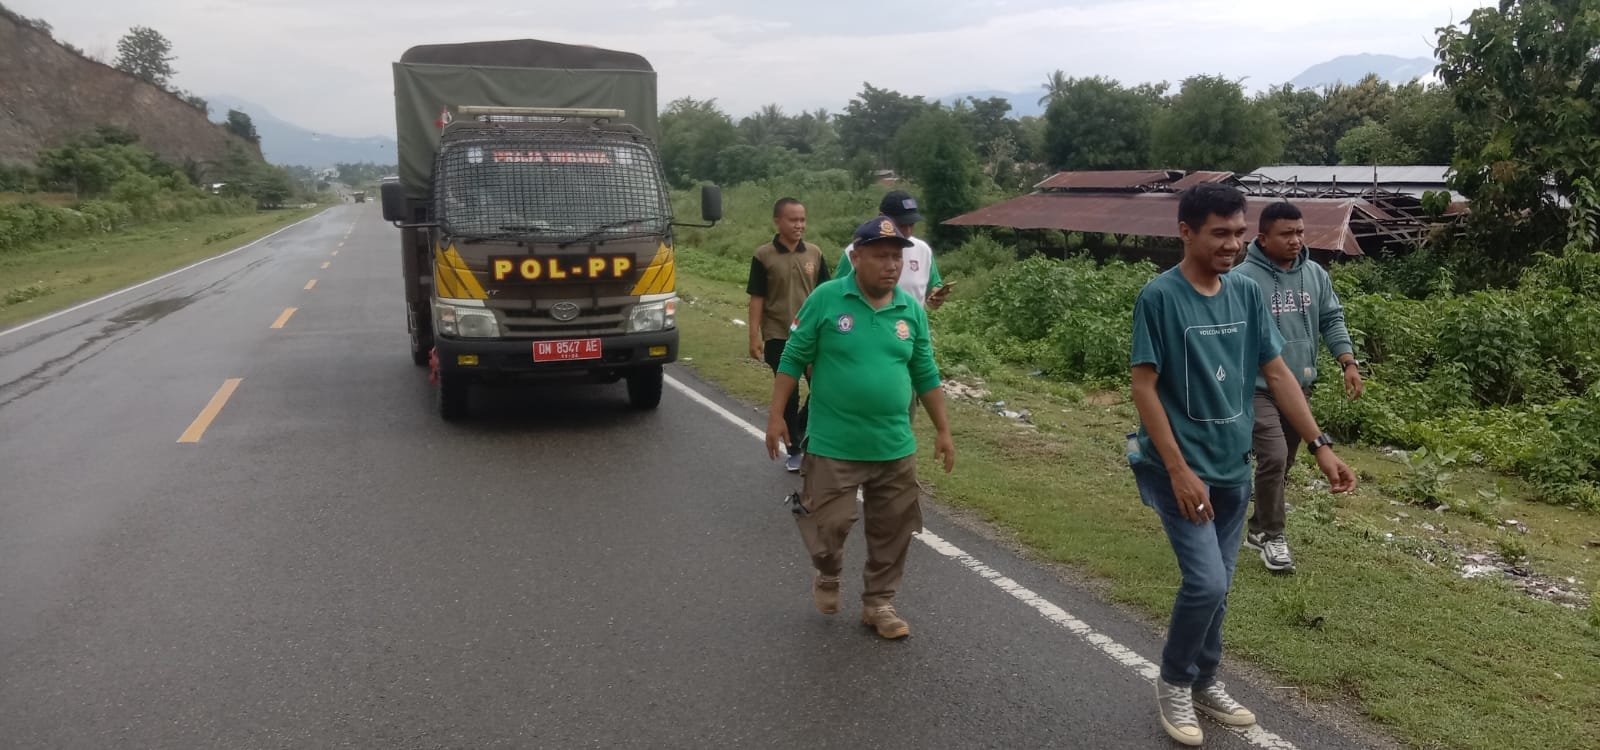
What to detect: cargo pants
<box><xmin>795</xmin><ymin>454</ymin><xmax>922</xmax><ymax>607</ymax></box>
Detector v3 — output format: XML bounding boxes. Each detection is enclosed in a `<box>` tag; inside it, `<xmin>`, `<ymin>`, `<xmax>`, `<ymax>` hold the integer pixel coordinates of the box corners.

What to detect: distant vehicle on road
<box><xmin>352</xmin><ymin>191</ymin><xmax>367</xmax><ymax>203</ymax></box>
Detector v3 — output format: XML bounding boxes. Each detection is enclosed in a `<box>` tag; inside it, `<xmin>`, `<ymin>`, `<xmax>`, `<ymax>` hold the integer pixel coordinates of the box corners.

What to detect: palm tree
<box><xmin>1038</xmin><ymin>69</ymin><xmax>1070</xmax><ymax>107</ymax></box>
<box><xmin>790</xmin><ymin>109</ymin><xmax>835</xmax><ymax>154</ymax></box>
<box><xmin>739</xmin><ymin>103</ymin><xmax>789</xmax><ymax>147</ymax></box>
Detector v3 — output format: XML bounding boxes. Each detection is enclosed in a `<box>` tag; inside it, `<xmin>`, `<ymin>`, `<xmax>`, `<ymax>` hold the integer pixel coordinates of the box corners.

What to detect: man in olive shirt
<box><xmin>765</xmin><ymin>216</ymin><xmax>955</xmax><ymax>640</ymax></box>
<box><xmin>748</xmin><ymin>197</ymin><xmax>829</xmax><ymax>473</ymax></box>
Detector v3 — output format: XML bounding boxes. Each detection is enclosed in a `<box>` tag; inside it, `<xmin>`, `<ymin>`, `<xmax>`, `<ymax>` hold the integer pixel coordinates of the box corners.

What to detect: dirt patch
<box><xmin>1085</xmin><ymin>390</ymin><xmax>1123</xmax><ymax>406</ymax></box>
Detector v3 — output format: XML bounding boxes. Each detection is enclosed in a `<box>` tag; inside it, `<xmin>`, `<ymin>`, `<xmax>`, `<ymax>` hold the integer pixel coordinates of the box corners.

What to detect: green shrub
<box><xmin>1520</xmin><ymin>251</ymin><xmax>1600</xmax><ymax>298</ymax></box>
<box><xmin>1341</xmin><ymin>292</ymin><xmax>1440</xmax><ymax>379</ymax></box>
<box><xmin>1041</xmin><ymin>309</ymin><xmax>1133</xmax><ymax>383</ymax></box>
<box><xmin>932</xmin><ymin>331</ymin><xmax>997</xmax><ymax>377</ymax></box>
<box><xmin>975</xmin><ymin>255</ymin><xmax>1154</xmax><ymax>345</ymax></box>
<box><xmin>1393</xmin><ymin>446</ymin><xmax>1458</xmax><ymax>507</ymax></box>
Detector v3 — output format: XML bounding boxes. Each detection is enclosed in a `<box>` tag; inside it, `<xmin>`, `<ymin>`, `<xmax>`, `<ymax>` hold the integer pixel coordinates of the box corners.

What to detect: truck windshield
<box><xmin>435</xmin><ymin>138</ymin><xmax>671</xmax><ymax>243</ymax></box>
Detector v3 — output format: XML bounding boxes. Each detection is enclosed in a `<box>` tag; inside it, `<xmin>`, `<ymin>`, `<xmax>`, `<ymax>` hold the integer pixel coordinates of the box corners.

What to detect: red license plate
<box><xmin>533</xmin><ymin>338</ymin><xmax>602</xmax><ymax>363</ymax></box>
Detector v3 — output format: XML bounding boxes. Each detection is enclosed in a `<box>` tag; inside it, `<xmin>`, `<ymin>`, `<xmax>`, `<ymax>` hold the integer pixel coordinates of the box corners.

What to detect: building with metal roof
<box><xmin>1242</xmin><ymin>165</ymin><xmax>1461</xmax><ymax>201</ymax></box>
<box><xmin>944</xmin><ymin>169</ymin><xmax>1461</xmax><ymax>257</ymax></box>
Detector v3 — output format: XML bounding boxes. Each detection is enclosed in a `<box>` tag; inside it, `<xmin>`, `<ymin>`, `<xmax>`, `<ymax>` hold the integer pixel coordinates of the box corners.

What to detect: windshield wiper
<box><xmin>558</xmin><ymin>217</ymin><xmax>664</xmax><ymax>248</ymax></box>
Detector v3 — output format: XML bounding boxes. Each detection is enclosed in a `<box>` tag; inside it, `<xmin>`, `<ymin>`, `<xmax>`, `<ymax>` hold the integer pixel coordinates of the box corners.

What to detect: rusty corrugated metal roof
<box><xmin>1034</xmin><ymin>170</ymin><xmax>1179</xmax><ymax>191</ymax></box>
<box><xmin>944</xmin><ymin>193</ymin><xmax>1363</xmax><ymax>256</ymax></box>
<box><xmin>1170</xmin><ymin>171</ymin><xmax>1234</xmax><ymax>190</ymax></box>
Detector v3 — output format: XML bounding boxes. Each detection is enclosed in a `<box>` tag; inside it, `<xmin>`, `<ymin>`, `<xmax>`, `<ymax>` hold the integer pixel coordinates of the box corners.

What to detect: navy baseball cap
<box><xmin>878</xmin><ymin>190</ymin><xmax>924</xmax><ymax>224</ymax></box>
<box><xmin>852</xmin><ymin>215</ymin><xmax>914</xmax><ymax>249</ymax></box>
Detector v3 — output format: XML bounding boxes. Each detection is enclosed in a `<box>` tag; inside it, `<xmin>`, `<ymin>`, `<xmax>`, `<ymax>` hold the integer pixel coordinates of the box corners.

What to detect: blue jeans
<box><xmin>1133</xmin><ymin>463</ymin><xmax>1251</xmax><ymax>688</ymax></box>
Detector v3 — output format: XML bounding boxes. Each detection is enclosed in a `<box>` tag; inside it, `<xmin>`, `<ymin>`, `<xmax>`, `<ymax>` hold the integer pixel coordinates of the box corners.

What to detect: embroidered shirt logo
<box><xmin>895</xmin><ymin>320</ymin><xmax>911</xmax><ymax>340</ymax></box>
<box><xmin>836</xmin><ymin>314</ymin><xmax>854</xmax><ymax>333</ymax></box>
<box><xmin>1216</xmin><ymin>365</ymin><xmax>1227</xmax><ymax>382</ymax></box>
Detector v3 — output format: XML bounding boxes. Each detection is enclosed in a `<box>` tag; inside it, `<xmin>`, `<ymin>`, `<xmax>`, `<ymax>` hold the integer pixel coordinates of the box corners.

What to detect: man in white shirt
<box><xmin>838</xmin><ymin>191</ymin><xmax>951</xmax><ymax>310</ymax></box>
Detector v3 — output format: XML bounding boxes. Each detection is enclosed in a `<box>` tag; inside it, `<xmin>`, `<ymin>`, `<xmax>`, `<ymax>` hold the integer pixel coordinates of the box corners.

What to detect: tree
<box><xmin>657</xmin><ymin>97</ymin><xmax>738</xmax><ymax>187</ymax></box>
<box><xmin>891</xmin><ymin>109</ymin><xmax>984</xmax><ymax>246</ymax></box>
<box><xmin>1042</xmin><ymin>76</ymin><xmax>1165</xmax><ymax>170</ymax></box>
<box><xmin>178</xmin><ymin>91</ymin><xmax>209</xmax><ymax>116</ymax></box>
<box><xmin>216</xmin><ymin>144</ymin><xmax>292</xmax><ymax>208</ymax></box>
<box><xmin>1387</xmin><ymin>82</ymin><xmax>1461</xmax><ymax>165</ymax></box>
<box><xmin>835</xmin><ymin>83</ymin><xmax>930</xmax><ymax>166</ymax></box>
<box><xmin>1301</xmin><ymin>74</ymin><xmax>1397</xmax><ymax>164</ymax></box>
<box><xmin>1256</xmin><ymin>84</ymin><xmax>1329</xmax><ymax>164</ymax></box>
<box><xmin>1335</xmin><ymin>120</ymin><xmax>1420</xmax><ymax>165</ymax></box>
<box><xmin>786</xmin><ymin>108</ymin><xmax>838</xmax><ymax>156</ymax></box>
<box><xmin>113</xmin><ymin>26</ymin><xmax>176</xmax><ymax>88</ymax></box>
<box><xmin>957</xmin><ymin>96</ymin><xmax>1018</xmax><ymax>160</ymax></box>
<box><xmin>1150</xmin><ymin>75</ymin><xmax>1284</xmax><ymax>172</ymax></box>
<box><xmin>1039</xmin><ymin>69</ymin><xmax>1070</xmax><ymax>106</ymax></box>
<box><xmin>715</xmin><ymin>144</ymin><xmax>800</xmax><ymax>185</ymax></box>
<box><xmin>224</xmin><ymin>109</ymin><xmax>260</xmax><ymax>144</ymax></box>
<box><xmin>737</xmin><ymin>103</ymin><xmax>789</xmax><ymax>148</ymax></box>
<box><xmin>1435</xmin><ymin>0</ymin><xmax>1600</xmax><ymax>277</ymax></box>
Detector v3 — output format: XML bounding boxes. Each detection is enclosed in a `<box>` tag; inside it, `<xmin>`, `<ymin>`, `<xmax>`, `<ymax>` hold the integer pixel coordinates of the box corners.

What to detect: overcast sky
<box><xmin>18</xmin><ymin>0</ymin><xmax>1490</xmax><ymax>139</ymax></box>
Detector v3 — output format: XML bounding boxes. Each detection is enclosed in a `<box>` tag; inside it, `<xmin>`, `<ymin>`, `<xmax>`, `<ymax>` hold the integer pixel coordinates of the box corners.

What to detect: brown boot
<box><xmin>812</xmin><ymin>573</ymin><xmax>841</xmax><ymax>615</ymax></box>
<box><xmin>861</xmin><ymin>604</ymin><xmax>910</xmax><ymax>639</ymax></box>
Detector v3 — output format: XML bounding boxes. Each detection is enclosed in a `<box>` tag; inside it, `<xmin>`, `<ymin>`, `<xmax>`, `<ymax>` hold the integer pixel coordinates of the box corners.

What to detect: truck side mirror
<box><xmin>380</xmin><ymin>181</ymin><xmax>406</xmax><ymax>222</ymax></box>
<box><xmin>700</xmin><ymin>184</ymin><xmax>722</xmax><ymax>223</ymax></box>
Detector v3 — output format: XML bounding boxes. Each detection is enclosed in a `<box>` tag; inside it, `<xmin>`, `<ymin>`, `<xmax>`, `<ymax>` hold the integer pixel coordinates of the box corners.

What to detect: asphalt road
<box><xmin>0</xmin><ymin>205</ymin><xmax>1382</xmax><ymax>749</ymax></box>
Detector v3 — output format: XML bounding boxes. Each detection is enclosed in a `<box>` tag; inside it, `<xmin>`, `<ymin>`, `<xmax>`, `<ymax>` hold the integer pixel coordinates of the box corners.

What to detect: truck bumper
<box><xmin>435</xmin><ymin>330</ymin><xmax>677</xmax><ymax>381</ymax></box>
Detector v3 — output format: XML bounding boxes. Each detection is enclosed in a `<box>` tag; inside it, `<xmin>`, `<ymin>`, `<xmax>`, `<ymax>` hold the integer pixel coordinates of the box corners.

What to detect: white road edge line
<box><xmin>662</xmin><ymin>373</ymin><xmax>1301</xmax><ymax>750</ymax></box>
<box><xmin>0</xmin><ymin>210</ymin><xmax>331</xmax><ymax>340</ymax></box>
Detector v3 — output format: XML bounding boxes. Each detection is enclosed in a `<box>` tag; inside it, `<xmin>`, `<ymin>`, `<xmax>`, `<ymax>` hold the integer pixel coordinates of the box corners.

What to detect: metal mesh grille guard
<box><xmin>432</xmin><ymin>126</ymin><xmax>671</xmax><ymax>244</ymax></box>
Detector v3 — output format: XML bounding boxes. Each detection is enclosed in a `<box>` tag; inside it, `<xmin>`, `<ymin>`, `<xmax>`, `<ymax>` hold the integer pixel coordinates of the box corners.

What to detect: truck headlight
<box><xmin>627</xmin><ymin>297</ymin><xmax>677</xmax><ymax>333</ymax></box>
<box><xmin>434</xmin><ymin>300</ymin><xmax>500</xmax><ymax>338</ymax></box>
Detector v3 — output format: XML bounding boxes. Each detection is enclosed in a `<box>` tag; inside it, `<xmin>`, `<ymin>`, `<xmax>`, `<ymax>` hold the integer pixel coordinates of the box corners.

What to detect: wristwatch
<box><xmin>1306</xmin><ymin>433</ymin><xmax>1336</xmax><ymax>455</ymax></box>
<box><xmin>1341</xmin><ymin>359</ymin><xmax>1362</xmax><ymax>371</ymax></box>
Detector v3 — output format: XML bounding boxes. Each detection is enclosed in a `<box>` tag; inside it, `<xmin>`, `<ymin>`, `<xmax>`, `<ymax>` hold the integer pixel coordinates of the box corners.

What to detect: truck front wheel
<box><xmin>438</xmin><ymin>373</ymin><xmax>469</xmax><ymax>421</ymax></box>
<box><xmin>626</xmin><ymin>365</ymin><xmax>663</xmax><ymax>410</ymax></box>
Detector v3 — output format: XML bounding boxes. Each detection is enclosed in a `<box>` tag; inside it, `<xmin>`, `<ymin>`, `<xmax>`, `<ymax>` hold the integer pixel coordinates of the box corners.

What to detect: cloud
<box><xmin>10</xmin><ymin>0</ymin><xmax>1491</xmax><ymax>141</ymax></box>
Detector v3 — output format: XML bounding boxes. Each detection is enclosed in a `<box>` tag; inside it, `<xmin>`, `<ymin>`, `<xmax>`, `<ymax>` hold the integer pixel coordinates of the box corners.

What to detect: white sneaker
<box><xmin>1193</xmin><ymin>681</ymin><xmax>1257</xmax><ymax>726</ymax></box>
<box><xmin>1156</xmin><ymin>679</ymin><xmax>1204</xmax><ymax>746</ymax></box>
<box><xmin>1260</xmin><ymin>535</ymin><xmax>1296</xmax><ymax>572</ymax></box>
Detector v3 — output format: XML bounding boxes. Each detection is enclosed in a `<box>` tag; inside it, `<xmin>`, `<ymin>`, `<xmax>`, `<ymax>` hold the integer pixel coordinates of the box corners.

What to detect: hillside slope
<box><xmin>0</xmin><ymin>12</ymin><xmax>257</xmax><ymax>168</ymax></box>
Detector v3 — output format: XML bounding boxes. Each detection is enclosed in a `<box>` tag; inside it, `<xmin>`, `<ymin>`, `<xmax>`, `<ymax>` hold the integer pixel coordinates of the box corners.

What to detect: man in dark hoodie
<box><xmin>1232</xmin><ymin>202</ymin><xmax>1364</xmax><ymax>572</ymax></box>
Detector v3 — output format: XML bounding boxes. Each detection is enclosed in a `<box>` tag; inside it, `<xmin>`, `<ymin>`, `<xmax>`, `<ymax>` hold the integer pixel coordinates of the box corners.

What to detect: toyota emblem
<box><xmin>551</xmin><ymin>301</ymin><xmax>580</xmax><ymax>322</ymax></box>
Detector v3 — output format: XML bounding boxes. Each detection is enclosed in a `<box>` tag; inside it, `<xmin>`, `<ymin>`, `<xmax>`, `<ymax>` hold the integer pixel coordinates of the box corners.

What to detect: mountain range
<box><xmin>205</xmin><ymin>94</ymin><xmax>396</xmax><ymax>168</ymax></box>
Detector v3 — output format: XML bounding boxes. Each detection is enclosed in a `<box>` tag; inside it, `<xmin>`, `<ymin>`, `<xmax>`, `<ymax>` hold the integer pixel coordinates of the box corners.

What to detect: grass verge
<box><xmin>674</xmin><ymin>264</ymin><xmax>1600</xmax><ymax>750</ymax></box>
<box><xmin>0</xmin><ymin>206</ymin><xmax>327</xmax><ymax>328</ymax></box>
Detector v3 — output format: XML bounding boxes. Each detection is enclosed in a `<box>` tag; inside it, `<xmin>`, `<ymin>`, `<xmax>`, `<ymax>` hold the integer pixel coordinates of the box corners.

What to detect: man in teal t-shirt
<box><xmin>1129</xmin><ymin>183</ymin><xmax>1356</xmax><ymax>747</ymax></box>
<box><xmin>766</xmin><ymin>216</ymin><xmax>956</xmax><ymax>641</ymax></box>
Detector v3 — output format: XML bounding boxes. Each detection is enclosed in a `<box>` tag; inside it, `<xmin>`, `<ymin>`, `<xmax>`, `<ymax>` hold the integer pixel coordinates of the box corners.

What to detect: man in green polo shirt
<box><xmin>765</xmin><ymin>215</ymin><xmax>956</xmax><ymax>640</ymax></box>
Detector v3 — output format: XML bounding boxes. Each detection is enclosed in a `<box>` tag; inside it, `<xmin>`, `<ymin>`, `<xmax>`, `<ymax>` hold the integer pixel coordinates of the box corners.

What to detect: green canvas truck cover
<box><xmin>393</xmin><ymin>39</ymin><xmax>658</xmax><ymax>199</ymax></box>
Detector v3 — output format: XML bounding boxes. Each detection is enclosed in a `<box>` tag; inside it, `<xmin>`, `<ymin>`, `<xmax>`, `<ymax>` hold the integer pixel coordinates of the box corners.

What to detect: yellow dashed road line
<box><xmin>178</xmin><ymin>378</ymin><xmax>243</xmax><ymax>444</ymax></box>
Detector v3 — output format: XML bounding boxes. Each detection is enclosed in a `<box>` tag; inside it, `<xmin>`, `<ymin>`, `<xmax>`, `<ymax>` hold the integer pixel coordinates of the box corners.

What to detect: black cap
<box><xmin>852</xmin><ymin>215</ymin><xmax>914</xmax><ymax>249</ymax></box>
<box><xmin>878</xmin><ymin>190</ymin><xmax>924</xmax><ymax>224</ymax></box>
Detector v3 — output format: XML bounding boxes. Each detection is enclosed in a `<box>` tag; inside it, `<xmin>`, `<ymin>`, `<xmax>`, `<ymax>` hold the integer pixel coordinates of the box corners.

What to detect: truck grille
<box><xmin>496</xmin><ymin>301</ymin><xmax>628</xmax><ymax>337</ymax></box>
